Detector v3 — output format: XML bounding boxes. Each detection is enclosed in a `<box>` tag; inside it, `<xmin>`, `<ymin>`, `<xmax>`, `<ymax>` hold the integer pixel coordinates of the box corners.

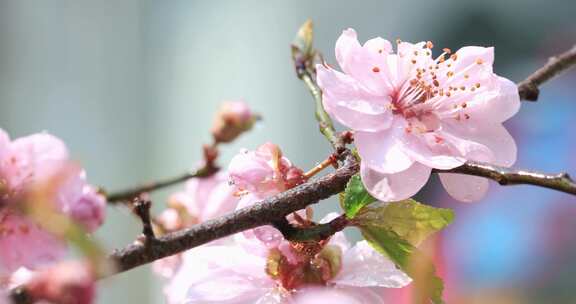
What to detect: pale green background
<box><xmin>0</xmin><ymin>1</ymin><xmax>573</xmax><ymax>303</ymax></box>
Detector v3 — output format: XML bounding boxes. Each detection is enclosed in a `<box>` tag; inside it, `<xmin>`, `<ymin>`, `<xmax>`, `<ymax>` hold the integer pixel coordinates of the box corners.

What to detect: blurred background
<box><xmin>0</xmin><ymin>0</ymin><xmax>574</xmax><ymax>303</ymax></box>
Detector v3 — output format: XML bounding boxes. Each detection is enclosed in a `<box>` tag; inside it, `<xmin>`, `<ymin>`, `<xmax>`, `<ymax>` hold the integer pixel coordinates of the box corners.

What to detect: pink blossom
<box><xmin>153</xmin><ymin>172</ymin><xmax>239</xmax><ymax>279</ymax></box>
<box><xmin>316</xmin><ymin>29</ymin><xmax>520</xmax><ymax>202</ymax></box>
<box><xmin>228</xmin><ymin>143</ymin><xmax>305</xmax><ymax>249</ymax></box>
<box><xmin>26</xmin><ymin>261</ymin><xmax>96</xmax><ymax>304</ymax></box>
<box><xmin>0</xmin><ymin>129</ymin><xmax>106</xmax><ymax>275</ymax></box>
<box><xmin>229</xmin><ymin>143</ymin><xmax>304</xmax><ymax>196</ymax></box>
<box><xmin>165</xmin><ymin>214</ymin><xmax>411</xmax><ymax>304</ymax></box>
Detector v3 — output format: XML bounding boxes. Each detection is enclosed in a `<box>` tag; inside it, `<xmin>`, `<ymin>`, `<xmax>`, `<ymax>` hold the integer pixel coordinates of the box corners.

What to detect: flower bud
<box><xmin>211</xmin><ymin>101</ymin><xmax>258</xmax><ymax>143</ymax></box>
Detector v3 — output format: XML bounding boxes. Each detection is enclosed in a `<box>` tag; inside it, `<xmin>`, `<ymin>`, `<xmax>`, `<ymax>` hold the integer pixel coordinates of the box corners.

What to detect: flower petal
<box><xmin>293</xmin><ymin>286</ymin><xmax>386</xmax><ymax>304</ymax></box>
<box><xmin>363</xmin><ymin>37</ymin><xmax>393</xmax><ymax>55</ymax></box>
<box><xmin>0</xmin><ymin>212</ymin><xmax>66</xmax><ymax>275</ymax></box>
<box><xmin>170</xmin><ymin>245</ymin><xmax>271</xmax><ymax>304</ymax></box>
<box><xmin>317</xmin><ymin>65</ymin><xmax>393</xmax><ymax>132</ymax></box>
<box><xmin>466</xmin><ymin>76</ymin><xmax>521</xmax><ymax>124</ymax></box>
<box><xmin>361</xmin><ymin>161</ymin><xmax>431</xmax><ymax>202</ymax></box>
<box><xmin>333</xmin><ymin>28</ymin><xmax>392</xmax><ymax>96</ymax></box>
<box><xmin>3</xmin><ymin>133</ymin><xmax>69</xmax><ymax>189</ymax></box>
<box><xmin>442</xmin><ymin>122</ymin><xmax>517</xmax><ymax>167</ymax></box>
<box><xmin>333</xmin><ymin>241</ymin><xmax>412</xmax><ymax>288</ymax></box>
<box><xmin>355</xmin><ymin>122</ymin><xmax>413</xmax><ymax>174</ymax></box>
<box><xmin>439</xmin><ymin>173</ymin><xmax>489</xmax><ymax>202</ymax></box>
<box><xmin>400</xmin><ymin>133</ymin><xmax>466</xmax><ymax>170</ymax></box>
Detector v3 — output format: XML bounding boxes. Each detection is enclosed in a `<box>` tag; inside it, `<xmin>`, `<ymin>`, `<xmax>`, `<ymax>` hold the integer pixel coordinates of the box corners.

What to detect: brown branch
<box><xmin>107</xmin><ymin>155</ymin><xmax>358</xmax><ymax>274</ymax></box>
<box><xmin>436</xmin><ymin>161</ymin><xmax>576</xmax><ymax>195</ymax></box>
<box><xmin>106</xmin><ymin>165</ymin><xmax>218</xmax><ymax>203</ymax></box>
<box><xmin>518</xmin><ymin>44</ymin><xmax>576</xmax><ymax>101</ymax></box>
<box><xmin>272</xmin><ymin>214</ymin><xmax>349</xmax><ymax>242</ymax></box>
<box><xmin>132</xmin><ymin>196</ymin><xmax>155</xmax><ymax>241</ymax></box>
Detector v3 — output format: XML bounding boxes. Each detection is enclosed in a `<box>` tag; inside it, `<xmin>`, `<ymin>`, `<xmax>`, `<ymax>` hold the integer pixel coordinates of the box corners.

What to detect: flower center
<box><xmin>265</xmin><ymin>240</ymin><xmax>342</xmax><ymax>291</ymax></box>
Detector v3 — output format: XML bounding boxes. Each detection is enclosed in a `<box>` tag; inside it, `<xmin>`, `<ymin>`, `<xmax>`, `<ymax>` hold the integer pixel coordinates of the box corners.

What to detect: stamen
<box><xmin>372</xmin><ymin>67</ymin><xmax>380</xmax><ymax>73</ymax></box>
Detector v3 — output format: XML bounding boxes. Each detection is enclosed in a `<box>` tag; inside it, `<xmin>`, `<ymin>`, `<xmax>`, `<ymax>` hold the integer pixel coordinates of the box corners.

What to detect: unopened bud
<box><xmin>211</xmin><ymin>101</ymin><xmax>258</xmax><ymax>143</ymax></box>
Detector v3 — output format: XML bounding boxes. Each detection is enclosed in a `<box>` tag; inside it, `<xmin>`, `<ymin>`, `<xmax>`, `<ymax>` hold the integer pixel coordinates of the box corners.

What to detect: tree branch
<box><xmin>107</xmin><ymin>155</ymin><xmax>359</xmax><ymax>274</ymax></box>
<box><xmin>131</xmin><ymin>196</ymin><xmax>155</xmax><ymax>241</ymax></box>
<box><xmin>106</xmin><ymin>165</ymin><xmax>217</xmax><ymax>203</ymax></box>
<box><xmin>272</xmin><ymin>214</ymin><xmax>349</xmax><ymax>242</ymax></box>
<box><xmin>518</xmin><ymin>44</ymin><xmax>576</xmax><ymax>101</ymax></box>
<box><xmin>436</xmin><ymin>161</ymin><xmax>576</xmax><ymax>195</ymax></box>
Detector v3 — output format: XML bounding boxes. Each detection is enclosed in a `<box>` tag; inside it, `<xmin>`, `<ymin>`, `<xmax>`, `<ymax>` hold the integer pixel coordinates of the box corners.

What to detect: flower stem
<box><xmin>303</xmin><ymin>154</ymin><xmax>339</xmax><ymax>180</ymax></box>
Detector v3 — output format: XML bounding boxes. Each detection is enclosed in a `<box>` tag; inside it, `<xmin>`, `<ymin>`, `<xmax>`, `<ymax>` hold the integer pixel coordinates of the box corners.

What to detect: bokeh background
<box><xmin>0</xmin><ymin>1</ymin><xmax>575</xmax><ymax>303</ymax></box>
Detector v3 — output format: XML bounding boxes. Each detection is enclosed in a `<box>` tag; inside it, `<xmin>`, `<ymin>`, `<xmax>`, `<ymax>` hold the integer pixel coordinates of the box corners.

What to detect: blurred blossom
<box><xmin>0</xmin><ymin>129</ymin><xmax>105</xmax><ymax>275</ymax></box>
<box><xmin>317</xmin><ymin>28</ymin><xmax>519</xmax><ymax>202</ymax></box>
<box><xmin>27</xmin><ymin>261</ymin><xmax>96</xmax><ymax>304</ymax></box>
<box><xmin>211</xmin><ymin>100</ymin><xmax>259</xmax><ymax>144</ymax></box>
<box><xmin>153</xmin><ymin>172</ymin><xmax>239</xmax><ymax>279</ymax></box>
<box><xmin>165</xmin><ymin>214</ymin><xmax>410</xmax><ymax>304</ymax></box>
<box><xmin>228</xmin><ymin>143</ymin><xmax>305</xmax><ymax>250</ymax></box>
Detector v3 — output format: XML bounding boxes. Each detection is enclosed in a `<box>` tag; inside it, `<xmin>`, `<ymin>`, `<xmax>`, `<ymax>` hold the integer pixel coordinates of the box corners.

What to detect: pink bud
<box><xmin>26</xmin><ymin>261</ymin><xmax>95</xmax><ymax>304</ymax></box>
<box><xmin>210</xmin><ymin>101</ymin><xmax>258</xmax><ymax>143</ymax></box>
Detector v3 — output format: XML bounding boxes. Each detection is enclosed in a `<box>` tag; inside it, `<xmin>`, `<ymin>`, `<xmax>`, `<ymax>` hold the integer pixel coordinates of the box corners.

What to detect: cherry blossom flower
<box><xmin>0</xmin><ymin>129</ymin><xmax>106</xmax><ymax>275</ymax></box>
<box><xmin>228</xmin><ymin>143</ymin><xmax>304</xmax><ymax>250</ymax></box>
<box><xmin>316</xmin><ymin>29</ymin><xmax>520</xmax><ymax>202</ymax></box>
<box><xmin>165</xmin><ymin>214</ymin><xmax>411</xmax><ymax>304</ymax></box>
<box><xmin>153</xmin><ymin>172</ymin><xmax>239</xmax><ymax>279</ymax></box>
<box><xmin>26</xmin><ymin>261</ymin><xmax>96</xmax><ymax>304</ymax></box>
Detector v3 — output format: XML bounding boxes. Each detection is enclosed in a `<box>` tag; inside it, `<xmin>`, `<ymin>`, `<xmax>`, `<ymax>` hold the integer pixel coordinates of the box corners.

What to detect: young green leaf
<box><xmin>360</xmin><ymin>225</ymin><xmax>445</xmax><ymax>304</ymax></box>
<box><xmin>342</xmin><ymin>174</ymin><xmax>377</xmax><ymax>218</ymax></box>
<box><xmin>355</xmin><ymin>199</ymin><xmax>454</xmax><ymax>245</ymax></box>
<box><xmin>355</xmin><ymin>199</ymin><xmax>454</xmax><ymax>304</ymax></box>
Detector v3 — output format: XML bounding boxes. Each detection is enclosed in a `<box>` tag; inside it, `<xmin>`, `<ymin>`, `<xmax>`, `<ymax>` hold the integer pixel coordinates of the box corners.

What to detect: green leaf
<box><xmin>355</xmin><ymin>199</ymin><xmax>454</xmax><ymax>304</ymax></box>
<box><xmin>342</xmin><ymin>174</ymin><xmax>377</xmax><ymax>218</ymax></box>
<box><xmin>355</xmin><ymin>199</ymin><xmax>454</xmax><ymax>245</ymax></box>
<box><xmin>360</xmin><ymin>225</ymin><xmax>445</xmax><ymax>304</ymax></box>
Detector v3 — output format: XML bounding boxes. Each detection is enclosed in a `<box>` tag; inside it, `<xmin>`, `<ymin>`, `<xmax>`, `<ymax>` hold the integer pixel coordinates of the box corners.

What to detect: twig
<box><xmin>132</xmin><ymin>196</ymin><xmax>155</xmax><ymax>241</ymax></box>
<box><xmin>106</xmin><ymin>165</ymin><xmax>217</xmax><ymax>203</ymax></box>
<box><xmin>518</xmin><ymin>44</ymin><xmax>576</xmax><ymax>101</ymax></box>
<box><xmin>295</xmin><ymin>61</ymin><xmax>343</xmax><ymax>152</ymax></box>
<box><xmin>436</xmin><ymin>161</ymin><xmax>576</xmax><ymax>195</ymax></box>
<box><xmin>303</xmin><ymin>154</ymin><xmax>339</xmax><ymax>179</ymax></box>
<box><xmin>272</xmin><ymin>214</ymin><xmax>349</xmax><ymax>242</ymax></box>
<box><xmin>107</xmin><ymin>154</ymin><xmax>358</xmax><ymax>274</ymax></box>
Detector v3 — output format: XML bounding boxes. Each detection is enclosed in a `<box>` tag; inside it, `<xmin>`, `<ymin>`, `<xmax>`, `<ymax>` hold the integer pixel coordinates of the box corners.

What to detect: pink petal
<box><xmin>335</xmin><ymin>28</ymin><xmax>362</xmax><ymax>74</ymax></box>
<box><xmin>361</xmin><ymin>161</ymin><xmax>431</xmax><ymax>202</ymax></box>
<box><xmin>293</xmin><ymin>287</ymin><xmax>386</xmax><ymax>304</ymax></box>
<box><xmin>0</xmin><ymin>129</ymin><xmax>9</xmax><ymax>159</ymax></box>
<box><xmin>173</xmin><ymin>245</ymin><xmax>272</xmax><ymax>304</ymax></box>
<box><xmin>0</xmin><ymin>212</ymin><xmax>66</xmax><ymax>274</ymax></box>
<box><xmin>363</xmin><ymin>37</ymin><xmax>393</xmax><ymax>54</ymax></box>
<box><xmin>439</xmin><ymin>173</ymin><xmax>489</xmax><ymax>202</ymax></box>
<box><xmin>400</xmin><ymin>133</ymin><xmax>466</xmax><ymax>170</ymax></box>
<box><xmin>333</xmin><ymin>241</ymin><xmax>411</xmax><ymax>288</ymax></box>
<box><xmin>317</xmin><ymin>65</ymin><xmax>393</xmax><ymax>132</ymax></box>
<box><xmin>465</xmin><ymin>76</ymin><xmax>521</xmax><ymax>124</ymax></box>
<box><xmin>198</xmin><ymin>173</ymin><xmax>238</xmax><ymax>221</ymax></box>
<box><xmin>452</xmin><ymin>46</ymin><xmax>494</xmax><ymax>72</ymax></box>
<box><xmin>333</xmin><ymin>28</ymin><xmax>392</xmax><ymax>96</ymax></box>
<box><xmin>3</xmin><ymin>133</ymin><xmax>69</xmax><ymax>189</ymax></box>
<box><xmin>442</xmin><ymin>122</ymin><xmax>517</xmax><ymax>167</ymax></box>
<box><xmin>436</xmin><ymin>130</ymin><xmax>494</xmax><ymax>163</ymax></box>
<box><xmin>355</xmin><ymin>121</ymin><xmax>413</xmax><ymax>174</ymax></box>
